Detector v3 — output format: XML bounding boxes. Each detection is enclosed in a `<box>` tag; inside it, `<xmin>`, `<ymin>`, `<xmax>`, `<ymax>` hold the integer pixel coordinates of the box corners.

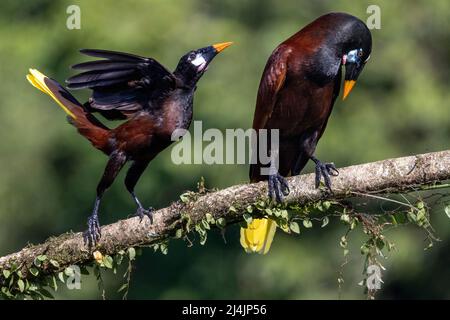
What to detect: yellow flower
<box><xmin>93</xmin><ymin>250</ymin><xmax>103</xmax><ymax>264</ymax></box>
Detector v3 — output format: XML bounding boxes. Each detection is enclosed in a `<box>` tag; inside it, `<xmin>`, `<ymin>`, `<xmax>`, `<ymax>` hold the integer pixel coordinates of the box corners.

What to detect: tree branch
<box><xmin>1</xmin><ymin>150</ymin><xmax>449</xmax><ymax>280</ymax></box>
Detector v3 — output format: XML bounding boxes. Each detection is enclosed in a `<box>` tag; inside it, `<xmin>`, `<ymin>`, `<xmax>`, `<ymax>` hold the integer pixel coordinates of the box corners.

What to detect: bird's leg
<box><xmin>268</xmin><ymin>172</ymin><xmax>290</xmax><ymax>203</ymax></box>
<box><xmin>264</xmin><ymin>148</ymin><xmax>290</xmax><ymax>203</ymax></box>
<box><xmin>125</xmin><ymin>159</ymin><xmax>153</xmax><ymax>223</ymax></box>
<box><xmin>293</xmin><ymin>130</ymin><xmax>320</xmax><ymax>176</ymax></box>
<box><xmin>131</xmin><ymin>191</ymin><xmax>154</xmax><ymax>223</ymax></box>
<box><xmin>310</xmin><ymin>155</ymin><xmax>339</xmax><ymax>191</ymax></box>
<box><xmin>84</xmin><ymin>196</ymin><xmax>101</xmax><ymax>247</ymax></box>
<box><xmin>83</xmin><ymin>151</ymin><xmax>127</xmax><ymax>247</ymax></box>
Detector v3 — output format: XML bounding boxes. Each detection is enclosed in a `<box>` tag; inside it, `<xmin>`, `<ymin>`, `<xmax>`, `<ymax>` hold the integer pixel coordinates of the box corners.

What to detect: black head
<box><xmin>303</xmin><ymin>13</ymin><xmax>372</xmax><ymax>99</ymax></box>
<box><xmin>174</xmin><ymin>42</ymin><xmax>232</xmax><ymax>88</ymax></box>
<box><xmin>338</xmin><ymin>16</ymin><xmax>372</xmax><ymax>99</ymax></box>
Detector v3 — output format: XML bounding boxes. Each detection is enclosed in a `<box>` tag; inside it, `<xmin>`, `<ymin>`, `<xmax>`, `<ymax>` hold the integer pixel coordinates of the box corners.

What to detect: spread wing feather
<box><xmin>66</xmin><ymin>49</ymin><xmax>176</xmax><ymax>119</ymax></box>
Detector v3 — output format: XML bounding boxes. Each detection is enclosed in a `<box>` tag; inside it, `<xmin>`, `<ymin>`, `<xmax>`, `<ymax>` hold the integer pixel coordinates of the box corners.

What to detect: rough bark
<box><xmin>0</xmin><ymin>150</ymin><xmax>449</xmax><ymax>280</ymax></box>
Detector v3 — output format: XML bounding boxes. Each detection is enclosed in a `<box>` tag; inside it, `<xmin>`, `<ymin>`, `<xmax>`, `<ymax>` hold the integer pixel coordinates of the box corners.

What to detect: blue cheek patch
<box><xmin>346</xmin><ymin>48</ymin><xmax>362</xmax><ymax>67</ymax></box>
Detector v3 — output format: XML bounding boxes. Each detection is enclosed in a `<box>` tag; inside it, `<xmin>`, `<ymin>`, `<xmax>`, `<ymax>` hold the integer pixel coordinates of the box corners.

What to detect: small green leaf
<box><xmin>115</xmin><ymin>254</ymin><xmax>124</xmax><ymax>266</ymax></box>
<box><xmin>289</xmin><ymin>221</ymin><xmax>300</xmax><ymax>234</ymax></box>
<box><xmin>103</xmin><ymin>255</ymin><xmax>113</xmax><ymax>269</ymax></box>
<box><xmin>280</xmin><ymin>210</ymin><xmax>288</xmax><ymax>219</ymax></box>
<box><xmin>340</xmin><ymin>236</ymin><xmax>347</xmax><ymax>248</ymax></box>
<box><xmin>246</xmin><ymin>206</ymin><xmax>253</xmax><ymax>213</ymax></box>
<box><xmin>17</xmin><ymin>279</ymin><xmax>24</xmax><ymax>293</ymax></box>
<box><xmin>3</xmin><ymin>270</ymin><xmax>11</xmax><ymax>279</ymax></box>
<box><xmin>29</xmin><ymin>267</ymin><xmax>39</xmax><ymax>277</ymax></box>
<box><xmin>127</xmin><ymin>247</ymin><xmax>136</xmax><ymax>261</ymax></box>
<box><xmin>303</xmin><ymin>219</ymin><xmax>313</xmax><ymax>228</ymax></box>
<box><xmin>37</xmin><ymin>255</ymin><xmax>47</xmax><ymax>262</ymax></box>
<box><xmin>33</xmin><ymin>258</ymin><xmax>42</xmax><ymax>267</ymax></box>
<box><xmin>265</xmin><ymin>208</ymin><xmax>273</xmax><ymax>216</ymax></box>
<box><xmin>243</xmin><ymin>213</ymin><xmax>253</xmax><ymax>225</ymax></box>
<box><xmin>256</xmin><ymin>200</ymin><xmax>266</xmax><ymax>209</ymax></box>
<box><xmin>417</xmin><ymin>201</ymin><xmax>425</xmax><ymax>209</ymax></box>
<box><xmin>321</xmin><ymin>217</ymin><xmax>329</xmax><ymax>228</ymax></box>
<box><xmin>216</xmin><ymin>217</ymin><xmax>226</xmax><ymax>228</ymax></box>
<box><xmin>58</xmin><ymin>272</ymin><xmax>65</xmax><ymax>283</ymax></box>
<box><xmin>180</xmin><ymin>193</ymin><xmax>190</xmax><ymax>203</ymax></box>
<box><xmin>340</xmin><ymin>214</ymin><xmax>350</xmax><ymax>224</ymax></box>
<box><xmin>322</xmin><ymin>201</ymin><xmax>331</xmax><ymax>211</ymax></box>
<box><xmin>407</xmin><ymin>211</ymin><xmax>417</xmax><ymax>222</ymax></box>
<box><xmin>49</xmin><ymin>259</ymin><xmax>60</xmax><ymax>268</ymax></box>
<box><xmin>10</xmin><ymin>263</ymin><xmax>18</xmax><ymax>272</ymax></box>
<box><xmin>203</xmin><ymin>219</ymin><xmax>211</xmax><ymax>230</ymax></box>
<box><xmin>229</xmin><ymin>206</ymin><xmax>237</xmax><ymax>213</ymax></box>
<box><xmin>174</xmin><ymin>229</ymin><xmax>183</xmax><ymax>239</ymax></box>
<box><xmin>416</xmin><ymin>209</ymin><xmax>426</xmax><ymax>221</ymax></box>
<box><xmin>390</xmin><ymin>215</ymin><xmax>398</xmax><ymax>226</ymax></box>
<box><xmin>52</xmin><ymin>276</ymin><xmax>58</xmax><ymax>291</ymax></box>
<box><xmin>205</xmin><ymin>213</ymin><xmax>215</xmax><ymax>224</ymax></box>
<box><xmin>195</xmin><ymin>224</ymin><xmax>206</xmax><ymax>235</ymax></box>
<box><xmin>361</xmin><ymin>244</ymin><xmax>370</xmax><ymax>255</ymax></box>
<box><xmin>279</xmin><ymin>221</ymin><xmax>290</xmax><ymax>233</ymax></box>
<box><xmin>160</xmin><ymin>243</ymin><xmax>169</xmax><ymax>254</ymax></box>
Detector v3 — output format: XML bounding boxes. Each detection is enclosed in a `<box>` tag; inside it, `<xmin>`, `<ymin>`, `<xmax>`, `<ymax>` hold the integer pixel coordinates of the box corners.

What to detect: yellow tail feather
<box><xmin>26</xmin><ymin>68</ymin><xmax>77</xmax><ymax>119</ymax></box>
<box><xmin>240</xmin><ymin>218</ymin><xmax>276</xmax><ymax>254</ymax></box>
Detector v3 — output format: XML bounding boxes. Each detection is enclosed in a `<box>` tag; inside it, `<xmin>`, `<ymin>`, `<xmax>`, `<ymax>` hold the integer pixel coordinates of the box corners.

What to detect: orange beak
<box><xmin>342</xmin><ymin>80</ymin><xmax>356</xmax><ymax>100</ymax></box>
<box><xmin>212</xmin><ymin>42</ymin><xmax>233</xmax><ymax>53</ymax></box>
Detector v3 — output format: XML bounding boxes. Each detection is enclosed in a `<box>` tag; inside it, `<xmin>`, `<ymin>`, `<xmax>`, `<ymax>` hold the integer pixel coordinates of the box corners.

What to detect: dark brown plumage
<box><xmin>28</xmin><ymin>43</ymin><xmax>232</xmax><ymax>246</ymax></box>
<box><xmin>241</xmin><ymin>13</ymin><xmax>372</xmax><ymax>254</ymax></box>
<box><xmin>250</xmin><ymin>12</ymin><xmax>372</xmax><ymax>196</ymax></box>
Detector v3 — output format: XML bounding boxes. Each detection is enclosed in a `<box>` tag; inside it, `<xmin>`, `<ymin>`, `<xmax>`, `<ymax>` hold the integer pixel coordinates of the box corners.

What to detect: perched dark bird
<box><xmin>241</xmin><ymin>13</ymin><xmax>372</xmax><ymax>254</ymax></box>
<box><xmin>27</xmin><ymin>42</ymin><xmax>232</xmax><ymax>246</ymax></box>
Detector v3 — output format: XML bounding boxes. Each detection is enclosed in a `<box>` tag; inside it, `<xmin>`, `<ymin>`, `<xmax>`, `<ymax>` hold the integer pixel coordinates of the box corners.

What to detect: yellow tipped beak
<box><xmin>212</xmin><ymin>42</ymin><xmax>233</xmax><ymax>53</ymax></box>
<box><xmin>343</xmin><ymin>80</ymin><xmax>356</xmax><ymax>100</ymax></box>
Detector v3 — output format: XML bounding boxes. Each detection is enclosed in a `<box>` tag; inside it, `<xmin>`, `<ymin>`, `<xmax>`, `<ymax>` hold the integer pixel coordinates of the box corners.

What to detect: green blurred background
<box><xmin>0</xmin><ymin>0</ymin><xmax>449</xmax><ymax>299</ymax></box>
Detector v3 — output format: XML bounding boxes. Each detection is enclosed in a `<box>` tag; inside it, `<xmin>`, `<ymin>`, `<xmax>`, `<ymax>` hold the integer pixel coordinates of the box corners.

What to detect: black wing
<box><xmin>66</xmin><ymin>49</ymin><xmax>176</xmax><ymax>117</ymax></box>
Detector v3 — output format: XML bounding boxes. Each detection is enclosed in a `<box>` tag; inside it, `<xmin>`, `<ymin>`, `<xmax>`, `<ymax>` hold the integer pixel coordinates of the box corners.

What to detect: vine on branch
<box><xmin>0</xmin><ymin>150</ymin><xmax>449</xmax><ymax>299</ymax></box>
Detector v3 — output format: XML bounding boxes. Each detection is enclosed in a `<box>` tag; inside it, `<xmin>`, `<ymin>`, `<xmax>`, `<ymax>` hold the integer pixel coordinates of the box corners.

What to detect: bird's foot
<box><xmin>83</xmin><ymin>214</ymin><xmax>101</xmax><ymax>247</ymax></box>
<box><xmin>268</xmin><ymin>173</ymin><xmax>290</xmax><ymax>203</ymax></box>
<box><xmin>311</xmin><ymin>157</ymin><xmax>339</xmax><ymax>190</ymax></box>
<box><xmin>134</xmin><ymin>206</ymin><xmax>154</xmax><ymax>224</ymax></box>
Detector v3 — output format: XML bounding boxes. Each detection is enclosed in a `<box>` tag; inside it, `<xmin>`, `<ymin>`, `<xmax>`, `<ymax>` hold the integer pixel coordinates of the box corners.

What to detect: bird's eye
<box><xmin>358</xmin><ymin>50</ymin><xmax>363</xmax><ymax>57</ymax></box>
<box><xmin>188</xmin><ymin>52</ymin><xmax>196</xmax><ymax>60</ymax></box>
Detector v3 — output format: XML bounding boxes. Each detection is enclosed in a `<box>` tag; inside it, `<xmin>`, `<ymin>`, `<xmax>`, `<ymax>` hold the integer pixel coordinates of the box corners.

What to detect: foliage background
<box><xmin>0</xmin><ymin>0</ymin><xmax>449</xmax><ymax>299</ymax></box>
